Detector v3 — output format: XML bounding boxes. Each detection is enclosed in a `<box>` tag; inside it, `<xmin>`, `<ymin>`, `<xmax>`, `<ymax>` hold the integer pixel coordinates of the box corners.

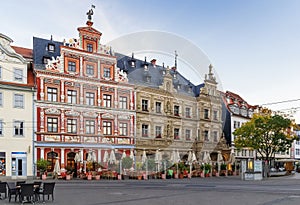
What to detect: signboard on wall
<box><xmin>254</xmin><ymin>160</ymin><xmax>262</xmax><ymax>172</ymax></box>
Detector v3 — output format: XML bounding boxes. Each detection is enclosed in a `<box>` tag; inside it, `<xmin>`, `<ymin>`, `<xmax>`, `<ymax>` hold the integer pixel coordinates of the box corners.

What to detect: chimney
<box><xmin>151</xmin><ymin>59</ymin><xmax>157</xmax><ymax>67</ymax></box>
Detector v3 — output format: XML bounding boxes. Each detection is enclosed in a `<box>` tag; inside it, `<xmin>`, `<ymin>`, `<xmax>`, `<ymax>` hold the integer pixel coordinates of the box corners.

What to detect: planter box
<box><xmin>117</xmin><ymin>175</ymin><xmax>122</xmax><ymax>180</ymax></box>
<box><xmin>66</xmin><ymin>175</ymin><xmax>71</xmax><ymax>180</ymax></box>
<box><xmin>95</xmin><ymin>175</ymin><xmax>100</xmax><ymax>180</ymax></box>
<box><xmin>87</xmin><ymin>175</ymin><xmax>92</xmax><ymax>180</ymax></box>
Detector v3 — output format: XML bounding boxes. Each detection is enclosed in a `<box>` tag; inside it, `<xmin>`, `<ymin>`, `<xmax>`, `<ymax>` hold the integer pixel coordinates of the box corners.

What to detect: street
<box><xmin>2</xmin><ymin>174</ymin><xmax>300</xmax><ymax>205</ymax></box>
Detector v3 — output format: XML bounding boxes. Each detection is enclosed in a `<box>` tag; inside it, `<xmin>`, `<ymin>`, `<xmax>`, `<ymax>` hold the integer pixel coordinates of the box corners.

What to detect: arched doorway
<box><xmin>47</xmin><ymin>151</ymin><xmax>58</xmax><ymax>172</ymax></box>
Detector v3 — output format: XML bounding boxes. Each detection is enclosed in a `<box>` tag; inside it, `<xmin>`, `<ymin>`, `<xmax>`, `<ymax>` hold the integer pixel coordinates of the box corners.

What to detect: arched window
<box><xmin>47</xmin><ymin>151</ymin><xmax>58</xmax><ymax>171</ymax></box>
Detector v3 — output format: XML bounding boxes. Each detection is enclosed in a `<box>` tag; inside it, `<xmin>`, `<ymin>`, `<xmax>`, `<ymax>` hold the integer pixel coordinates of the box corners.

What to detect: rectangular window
<box><xmin>174</xmin><ymin>105</ymin><xmax>180</xmax><ymax>116</ymax></box>
<box><xmin>0</xmin><ymin>92</ymin><xmax>2</xmax><ymax>106</ymax></box>
<box><xmin>14</xmin><ymin>94</ymin><xmax>24</xmax><ymax>108</ymax></box>
<box><xmin>68</xmin><ymin>61</ymin><xmax>76</xmax><ymax>72</ymax></box>
<box><xmin>43</xmin><ymin>57</ymin><xmax>51</xmax><ymax>64</ymax></box>
<box><xmin>119</xmin><ymin>96</ymin><xmax>127</xmax><ymax>109</ymax></box>
<box><xmin>204</xmin><ymin>130</ymin><xmax>209</xmax><ymax>141</ymax></box>
<box><xmin>87</xmin><ymin>44</ymin><xmax>93</xmax><ymax>52</ymax></box>
<box><xmin>67</xmin><ymin>119</ymin><xmax>77</xmax><ymax>134</ymax></box>
<box><xmin>14</xmin><ymin>121</ymin><xmax>24</xmax><ymax>136</ymax></box>
<box><xmin>86</xmin><ymin>64</ymin><xmax>94</xmax><ymax>75</ymax></box>
<box><xmin>142</xmin><ymin>99</ymin><xmax>148</xmax><ymax>111</ymax></box>
<box><xmin>155</xmin><ymin>102</ymin><xmax>161</xmax><ymax>113</ymax></box>
<box><xmin>67</xmin><ymin>90</ymin><xmax>77</xmax><ymax>104</ymax></box>
<box><xmin>47</xmin><ymin>87</ymin><xmax>57</xmax><ymax>102</ymax></box>
<box><xmin>103</xmin><ymin>121</ymin><xmax>112</xmax><ymax>135</ymax></box>
<box><xmin>142</xmin><ymin>124</ymin><xmax>149</xmax><ymax>137</ymax></box>
<box><xmin>185</xmin><ymin>129</ymin><xmax>191</xmax><ymax>141</ymax></box>
<box><xmin>174</xmin><ymin>128</ymin><xmax>180</xmax><ymax>140</ymax></box>
<box><xmin>86</xmin><ymin>92</ymin><xmax>95</xmax><ymax>106</ymax></box>
<box><xmin>103</xmin><ymin>68</ymin><xmax>111</xmax><ymax>78</ymax></box>
<box><xmin>120</xmin><ymin>123</ymin><xmax>127</xmax><ymax>136</ymax></box>
<box><xmin>86</xmin><ymin>120</ymin><xmax>95</xmax><ymax>134</ymax></box>
<box><xmin>213</xmin><ymin>131</ymin><xmax>218</xmax><ymax>142</ymax></box>
<box><xmin>185</xmin><ymin>107</ymin><xmax>191</xmax><ymax>118</ymax></box>
<box><xmin>47</xmin><ymin>117</ymin><xmax>58</xmax><ymax>133</ymax></box>
<box><xmin>204</xmin><ymin>109</ymin><xmax>209</xmax><ymax>119</ymax></box>
<box><xmin>0</xmin><ymin>120</ymin><xmax>3</xmax><ymax>135</ymax></box>
<box><xmin>48</xmin><ymin>44</ymin><xmax>55</xmax><ymax>52</ymax></box>
<box><xmin>14</xmin><ymin>68</ymin><xmax>23</xmax><ymax>81</ymax></box>
<box><xmin>103</xmin><ymin>94</ymin><xmax>112</xmax><ymax>107</ymax></box>
<box><xmin>213</xmin><ymin>110</ymin><xmax>218</xmax><ymax>120</ymax></box>
<box><xmin>155</xmin><ymin>126</ymin><xmax>162</xmax><ymax>138</ymax></box>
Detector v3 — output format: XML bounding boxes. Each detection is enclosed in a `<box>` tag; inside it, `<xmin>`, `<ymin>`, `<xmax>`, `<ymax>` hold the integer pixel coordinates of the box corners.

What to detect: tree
<box><xmin>37</xmin><ymin>159</ymin><xmax>50</xmax><ymax>174</ymax></box>
<box><xmin>233</xmin><ymin>114</ymin><xmax>297</xmax><ymax>163</ymax></box>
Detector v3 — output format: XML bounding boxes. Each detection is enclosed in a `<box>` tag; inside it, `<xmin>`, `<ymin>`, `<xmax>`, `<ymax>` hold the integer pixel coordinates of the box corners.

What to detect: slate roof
<box><xmin>33</xmin><ymin>37</ymin><xmax>63</xmax><ymax>70</ymax></box>
<box><xmin>116</xmin><ymin>53</ymin><xmax>204</xmax><ymax>97</ymax></box>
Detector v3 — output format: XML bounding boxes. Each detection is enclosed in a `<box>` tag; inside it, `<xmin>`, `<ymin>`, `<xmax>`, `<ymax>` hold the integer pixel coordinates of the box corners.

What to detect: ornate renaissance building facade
<box><xmin>33</xmin><ymin>17</ymin><xmax>136</xmax><ymax>173</ymax></box>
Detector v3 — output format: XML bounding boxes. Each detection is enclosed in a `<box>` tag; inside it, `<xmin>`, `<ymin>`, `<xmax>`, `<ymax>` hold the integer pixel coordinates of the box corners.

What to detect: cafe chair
<box><xmin>19</xmin><ymin>183</ymin><xmax>35</xmax><ymax>204</ymax></box>
<box><xmin>7</xmin><ymin>182</ymin><xmax>18</xmax><ymax>202</ymax></box>
<box><xmin>0</xmin><ymin>182</ymin><xmax>7</xmax><ymax>199</ymax></box>
<box><xmin>38</xmin><ymin>182</ymin><xmax>55</xmax><ymax>202</ymax></box>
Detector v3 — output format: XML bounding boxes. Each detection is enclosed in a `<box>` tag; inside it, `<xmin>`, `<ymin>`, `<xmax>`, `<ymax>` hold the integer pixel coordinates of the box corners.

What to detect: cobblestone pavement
<box><xmin>1</xmin><ymin>174</ymin><xmax>300</xmax><ymax>205</ymax></box>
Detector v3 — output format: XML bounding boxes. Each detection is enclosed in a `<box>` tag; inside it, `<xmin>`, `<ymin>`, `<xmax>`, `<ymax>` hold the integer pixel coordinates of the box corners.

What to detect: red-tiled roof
<box><xmin>12</xmin><ymin>46</ymin><xmax>33</xmax><ymax>59</ymax></box>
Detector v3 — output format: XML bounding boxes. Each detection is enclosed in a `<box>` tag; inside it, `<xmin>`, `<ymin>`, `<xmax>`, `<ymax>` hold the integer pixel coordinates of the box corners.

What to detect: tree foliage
<box><xmin>233</xmin><ymin>114</ymin><xmax>297</xmax><ymax>161</ymax></box>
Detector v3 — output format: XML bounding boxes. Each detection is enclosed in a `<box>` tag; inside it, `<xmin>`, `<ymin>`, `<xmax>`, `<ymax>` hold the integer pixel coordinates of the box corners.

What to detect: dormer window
<box><xmin>240</xmin><ymin>107</ymin><xmax>248</xmax><ymax>117</ymax></box>
<box><xmin>128</xmin><ymin>53</ymin><xmax>136</xmax><ymax>68</ymax></box>
<box><xmin>43</xmin><ymin>56</ymin><xmax>51</xmax><ymax>64</ymax></box>
<box><xmin>48</xmin><ymin>44</ymin><xmax>55</xmax><ymax>52</ymax></box>
<box><xmin>177</xmin><ymin>84</ymin><xmax>181</xmax><ymax>89</ymax></box>
<box><xmin>142</xmin><ymin>57</ymin><xmax>149</xmax><ymax>70</ymax></box>
<box><xmin>87</xmin><ymin>43</ymin><xmax>93</xmax><ymax>52</ymax></box>
<box><xmin>173</xmin><ymin>73</ymin><xmax>177</xmax><ymax>79</ymax></box>
<box><xmin>146</xmin><ymin>76</ymin><xmax>151</xmax><ymax>82</ymax></box>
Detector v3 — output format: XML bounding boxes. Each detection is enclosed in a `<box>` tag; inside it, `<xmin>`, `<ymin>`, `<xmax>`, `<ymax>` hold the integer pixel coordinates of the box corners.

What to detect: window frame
<box><xmin>204</xmin><ymin>109</ymin><xmax>209</xmax><ymax>119</ymax></box>
<box><xmin>155</xmin><ymin>126</ymin><xmax>162</xmax><ymax>138</ymax></box>
<box><xmin>47</xmin><ymin>117</ymin><xmax>58</xmax><ymax>133</ymax></box>
<box><xmin>86</xmin><ymin>64</ymin><xmax>94</xmax><ymax>76</ymax></box>
<box><xmin>155</xmin><ymin>102</ymin><xmax>161</xmax><ymax>113</ymax></box>
<box><xmin>14</xmin><ymin>94</ymin><xmax>24</xmax><ymax>108</ymax></box>
<box><xmin>103</xmin><ymin>68</ymin><xmax>111</xmax><ymax>78</ymax></box>
<box><xmin>85</xmin><ymin>120</ymin><xmax>95</xmax><ymax>134</ymax></box>
<box><xmin>103</xmin><ymin>94</ymin><xmax>112</xmax><ymax>107</ymax></box>
<box><xmin>47</xmin><ymin>87</ymin><xmax>58</xmax><ymax>102</ymax></box>
<box><xmin>14</xmin><ymin>120</ymin><xmax>24</xmax><ymax>136</ymax></box>
<box><xmin>67</xmin><ymin>90</ymin><xmax>77</xmax><ymax>104</ymax></box>
<box><xmin>87</xmin><ymin>43</ymin><xmax>93</xmax><ymax>52</ymax></box>
<box><xmin>174</xmin><ymin>128</ymin><xmax>180</xmax><ymax>140</ymax></box>
<box><xmin>185</xmin><ymin>129</ymin><xmax>191</xmax><ymax>141</ymax></box>
<box><xmin>119</xmin><ymin>96</ymin><xmax>127</xmax><ymax>109</ymax></box>
<box><xmin>85</xmin><ymin>92</ymin><xmax>95</xmax><ymax>106</ymax></box>
<box><xmin>185</xmin><ymin>107</ymin><xmax>191</xmax><ymax>118</ymax></box>
<box><xmin>119</xmin><ymin>122</ymin><xmax>128</xmax><ymax>136</ymax></box>
<box><xmin>68</xmin><ymin>61</ymin><xmax>76</xmax><ymax>72</ymax></box>
<box><xmin>142</xmin><ymin>99</ymin><xmax>148</xmax><ymax>111</ymax></box>
<box><xmin>174</xmin><ymin>105</ymin><xmax>180</xmax><ymax>116</ymax></box>
<box><xmin>14</xmin><ymin>68</ymin><xmax>23</xmax><ymax>82</ymax></box>
<box><xmin>67</xmin><ymin>119</ymin><xmax>77</xmax><ymax>134</ymax></box>
<box><xmin>103</xmin><ymin>121</ymin><xmax>112</xmax><ymax>135</ymax></box>
<box><xmin>142</xmin><ymin>124</ymin><xmax>149</xmax><ymax>137</ymax></box>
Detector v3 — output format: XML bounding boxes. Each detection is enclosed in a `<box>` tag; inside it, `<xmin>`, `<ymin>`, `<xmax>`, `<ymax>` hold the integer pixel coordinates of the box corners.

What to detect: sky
<box><xmin>2</xmin><ymin>0</ymin><xmax>300</xmax><ymax>121</ymax></box>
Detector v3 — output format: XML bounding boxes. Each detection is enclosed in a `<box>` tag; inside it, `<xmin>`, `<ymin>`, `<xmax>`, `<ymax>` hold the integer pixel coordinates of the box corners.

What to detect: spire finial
<box><xmin>86</xmin><ymin>5</ymin><xmax>95</xmax><ymax>26</ymax></box>
<box><xmin>174</xmin><ymin>50</ymin><xmax>178</xmax><ymax>70</ymax></box>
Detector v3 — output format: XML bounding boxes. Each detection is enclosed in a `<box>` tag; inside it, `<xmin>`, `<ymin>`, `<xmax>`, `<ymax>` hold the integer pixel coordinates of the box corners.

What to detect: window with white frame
<box><xmin>174</xmin><ymin>105</ymin><xmax>180</xmax><ymax>116</ymax></box>
<box><xmin>14</xmin><ymin>68</ymin><xmax>23</xmax><ymax>81</ymax></box>
<box><xmin>103</xmin><ymin>68</ymin><xmax>111</xmax><ymax>78</ymax></box>
<box><xmin>0</xmin><ymin>92</ymin><xmax>2</xmax><ymax>106</ymax></box>
<box><xmin>103</xmin><ymin>94</ymin><xmax>112</xmax><ymax>107</ymax></box>
<box><xmin>204</xmin><ymin>130</ymin><xmax>209</xmax><ymax>141</ymax></box>
<box><xmin>204</xmin><ymin>109</ymin><xmax>209</xmax><ymax>119</ymax></box>
<box><xmin>119</xmin><ymin>96</ymin><xmax>127</xmax><ymax>109</ymax></box>
<box><xmin>213</xmin><ymin>110</ymin><xmax>218</xmax><ymax>120</ymax></box>
<box><xmin>213</xmin><ymin>131</ymin><xmax>218</xmax><ymax>142</ymax></box>
<box><xmin>174</xmin><ymin>128</ymin><xmax>180</xmax><ymax>140</ymax></box>
<box><xmin>47</xmin><ymin>87</ymin><xmax>57</xmax><ymax>102</ymax></box>
<box><xmin>48</xmin><ymin>44</ymin><xmax>55</xmax><ymax>52</ymax></box>
<box><xmin>87</xmin><ymin>44</ymin><xmax>93</xmax><ymax>52</ymax></box>
<box><xmin>155</xmin><ymin>102</ymin><xmax>161</xmax><ymax>113</ymax></box>
<box><xmin>14</xmin><ymin>94</ymin><xmax>24</xmax><ymax>108</ymax></box>
<box><xmin>68</xmin><ymin>61</ymin><xmax>76</xmax><ymax>72</ymax></box>
<box><xmin>47</xmin><ymin>117</ymin><xmax>58</xmax><ymax>133</ymax></box>
<box><xmin>142</xmin><ymin>99</ymin><xmax>148</xmax><ymax>111</ymax></box>
<box><xmin>155</xmin><ymin>126</ymin><xmax>162</xmax><ymax>138</ymax></box>
<box><xmin>85</xmin><ymin>92</ymin><xmax>95</xmax><ymax>106</ymax></box>
<box><xmin>185</xmin><ymin>129</ymin><xmax>191</xmax><ymax>141</ymax></box>
<box><xmin>67</xmin><ymin>119</ymin><xmax>77</xmax><ymax>133</ymax></box>
<box><xmin>185</xmin><ymin>107</ymin><xmax>191</xmax><ymax>118</ymax></box>
<box><xmin>103</xmin><ymin>121</ymin><xmax>112</xmax><ymax>135</ymax></box>
<box><xmin>119</xmin><ymin>122</ymin><xmax>127</xmax><ymax>136</ymax></box>
<box><xmin>142</xmin><ymin>124</ymin><xmax>149</xmax><ymax>137</ymax></box>
<box><xmin>85</xmin><ymin>120</ymin><xmax>95</xmax><ymax>134</ymax></box>
<box><xmin>0</xmin><ymin>120</ymin><xmax>3</xmax><ymax>135</ymax></box>
<box><xmin>14</xmin><ymin>121</ymin><xmax>24</xmax><ymax>136</ymax></box>
<box><xmin>67</xmin><ymin>90</ymin><xmax>77</xmax><ymax>104</ymax></box>
<box><xmin>86</xmin><ymin>64</ymin><xmax>94</xmax><ymax>75</ymax></box>
<box><xmin>296</xmin><ymin>149</ymin><xmax>300</xmax><ymax>155</ymax></box>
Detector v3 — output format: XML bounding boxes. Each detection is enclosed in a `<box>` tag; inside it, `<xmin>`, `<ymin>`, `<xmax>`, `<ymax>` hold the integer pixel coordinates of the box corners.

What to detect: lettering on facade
<box><xmin>44</xmin><ymin>135</ymin><xmax>61</xmax><ymax>142</ymax></box>
<box><xmin>44</xmin><ymin>108</ymin><xmax>61</xmax><ymax>115</ymax></box>
<box><xmin>83</xmin><ymin>137</ymin><xmax>98</xmax><ymax>143</ymax></box>
<box><xmin>102</xmin><ymin>137</ymin><xmax>115</xmax><ymax>144</ymax></box>
<box><xmin>101</xmin><ymin>86</ymin><xmax>114</xmax><ymax>92</ymax></box>
<box><xmin>65</xmin><ymin>136</ymin><xmax>81</xmax><ymax>143</ymax></box>
<box><xmin>117</xmin><ymin>138</ymin><xmax>130</xmax><ymax>144</ymax></box>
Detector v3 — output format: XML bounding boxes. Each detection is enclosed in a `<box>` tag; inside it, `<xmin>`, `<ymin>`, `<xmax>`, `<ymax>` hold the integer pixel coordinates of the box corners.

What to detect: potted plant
<box><xmin>37</xmin><ymin>159</ymin><xmax>49</xmax><ymax>179</ymax></box>
<box><xmin>220</xmin><ymin>163</ymin><xmax>227</xmax><ymax>176</ymax></box>
<box><xmin>122</xmin><ymin>157</ymin><xmax>133</xmax><ymax>179</ymax></box>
